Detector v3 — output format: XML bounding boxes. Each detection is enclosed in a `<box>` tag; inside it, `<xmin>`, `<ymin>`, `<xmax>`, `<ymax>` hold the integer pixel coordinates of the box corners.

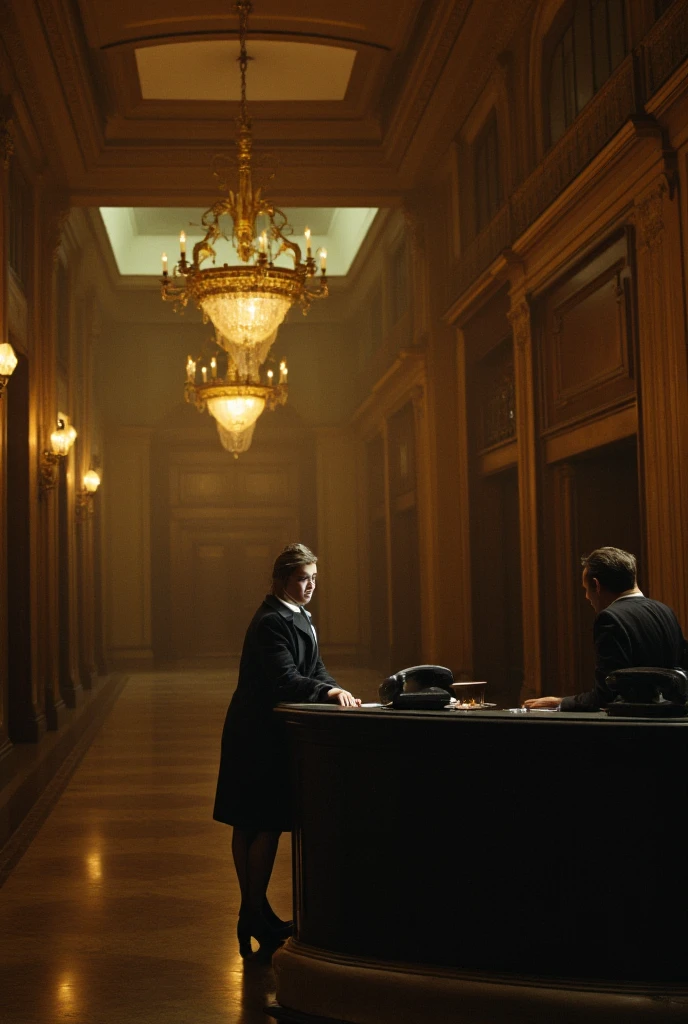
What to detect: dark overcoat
<box><xmin>561</xmin><ymin>595</ymin><xmax>688</xmax><ymax>711</ymax></box>
<box><xmin>213</xmin><ymin>595</ymin><xmax>336</xmax><ymax>830</ymax></box>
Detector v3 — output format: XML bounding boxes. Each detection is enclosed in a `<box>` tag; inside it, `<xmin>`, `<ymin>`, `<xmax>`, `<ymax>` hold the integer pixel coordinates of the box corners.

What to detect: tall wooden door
<box><xmin>166</xmin><ymin>446</ymin><xmax>301</xmax><ymax>661</ymax></box>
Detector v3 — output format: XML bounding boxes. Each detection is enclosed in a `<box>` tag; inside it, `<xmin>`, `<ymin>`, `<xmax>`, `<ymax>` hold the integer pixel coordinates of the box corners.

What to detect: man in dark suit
<box><xmin>525</xmin><ymin>546</ymin><xmax>688</xmax><ymax>711</ymax></box>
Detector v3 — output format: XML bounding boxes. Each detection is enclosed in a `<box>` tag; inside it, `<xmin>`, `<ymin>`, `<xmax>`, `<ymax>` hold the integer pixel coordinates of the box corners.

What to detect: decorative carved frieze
<box><xmin>0</xmin><ymin>114</ymin><xmax>14</xmax><ymax>169</ymax></box>
<box><xmin>643</xmin><ymin>0</ymin><xmax>688</xmax><ymax>97</ymax></box>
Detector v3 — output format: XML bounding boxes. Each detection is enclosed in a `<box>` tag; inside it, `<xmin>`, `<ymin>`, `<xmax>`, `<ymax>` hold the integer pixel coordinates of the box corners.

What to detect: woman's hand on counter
<box><xmin>523</xmin><ymin>696</ymin><xmax>562</xmax><ymax>709</ymax></box>
<box><xmin>327</xmin><ymin>688</ymin><xmax>362</xmax><ymax>707</ymax></box>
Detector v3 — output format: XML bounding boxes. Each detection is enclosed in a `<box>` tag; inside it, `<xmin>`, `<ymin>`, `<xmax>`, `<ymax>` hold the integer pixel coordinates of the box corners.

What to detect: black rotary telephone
<box><xmin>379</xmin><ymin>665</ymin><xmax>454</xmax><ymax>710</ymax></box>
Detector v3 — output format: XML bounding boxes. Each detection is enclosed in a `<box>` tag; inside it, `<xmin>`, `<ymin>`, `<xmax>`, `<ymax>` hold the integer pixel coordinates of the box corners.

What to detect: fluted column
<box><xmin>507</xmin><ymin>291</ymin><xmax>542</xmax><ymax>701</ymax></box>
<box><xmin>634</xmin><ymin>177</ymin><xmax>688</xmax><ymax>626</ymax></box>
<box><xmin>36</xmin><ymin>186</ymin><xmax>71</xmax><ymax>726</ymax></box>
<box><xmin>410</xmin><ymin>382</ymin><xmax>437</xmax><ymax>660</ymax></box>
<box><xmin>0</xmin><ymin>106</ymin><xmax>13</xmax><ymax>760</ymax></box>
<box><xmin>551</xmin><ymin>463</ymin><xmax>579</xmax><ymax>691</ymax></box>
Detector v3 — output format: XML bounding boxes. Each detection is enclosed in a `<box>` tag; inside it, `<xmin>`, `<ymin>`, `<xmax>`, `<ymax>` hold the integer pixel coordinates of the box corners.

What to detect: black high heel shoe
<box><xmin>237</xmin><ymin>908</ymin><xmax>286</xmax><ymax>960</ymax></box>
<box><xmin>262</xmin><ymin>898</ymin><xmax>293</xmax><ymax>939</ymax></box>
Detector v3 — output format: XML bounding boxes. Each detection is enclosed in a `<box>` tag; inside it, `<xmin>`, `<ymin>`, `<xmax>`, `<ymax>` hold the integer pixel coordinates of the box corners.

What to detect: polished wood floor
<box><xmin>0</xmin><ymin>668</ymin><xmax>381</xmax><ymax>1024</ymax></box>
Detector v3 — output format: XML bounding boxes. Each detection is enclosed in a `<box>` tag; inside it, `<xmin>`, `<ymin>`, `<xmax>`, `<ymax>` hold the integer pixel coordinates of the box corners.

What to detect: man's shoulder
<box><xmin>600</xmin><ymin>596</ymin><xmax>678</xmax><ymax>623</ymax></box>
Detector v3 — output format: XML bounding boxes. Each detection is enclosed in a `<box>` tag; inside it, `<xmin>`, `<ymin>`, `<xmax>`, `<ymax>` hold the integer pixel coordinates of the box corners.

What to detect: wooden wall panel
<box><xmin>540</xmin><ymin>233</ymin><xmax>636</xmax><ymax>430</ymax></box>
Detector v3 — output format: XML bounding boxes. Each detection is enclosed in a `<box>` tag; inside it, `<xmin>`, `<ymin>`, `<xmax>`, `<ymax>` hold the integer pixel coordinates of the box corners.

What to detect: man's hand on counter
<box><xmin>327</xmin><ymin>688</ymin><xmax>362</xmax><ymax>707</ymax></box>
<box><xmin>523</xmin><ymin>696</ymin><xmax>562</xmax><ymax>710</ymax></box>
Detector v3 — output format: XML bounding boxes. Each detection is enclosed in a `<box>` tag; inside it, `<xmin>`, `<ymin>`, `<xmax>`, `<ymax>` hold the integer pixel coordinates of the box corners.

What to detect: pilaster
<box><xmin>634</xmin><ymin>176</ymin><xmax>688</xmax><ymax>626</ymax></box>
<box><xmin>451</xmin><ymin>326</ymin><xmax>474</xmax><ymax>679</ymax></box>
<box><xmin>314</xmin><ymin>427</ymin><xmax>361</xmax><ymax>664</ymax></box>
<box><xmin>104</xmin><ymin>427</ymin><xmax>153</xmax><ymax>668</ymax></box>
<box><xmin>551</xmin><ymin>463</ymin><xmax>579</xmax><ymax>692</ymax></box>
<box><xmin>0</xmin><ymin>104</ymin><xmax>12</xmax><ymax>759</ymax></box>
<box><xmin>507</xmin><ymin>291</ymin><xmax>542</xmax><ymax>701</ymax></box>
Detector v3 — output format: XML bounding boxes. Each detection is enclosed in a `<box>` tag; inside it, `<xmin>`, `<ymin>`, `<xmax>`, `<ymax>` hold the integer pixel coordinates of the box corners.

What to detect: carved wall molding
<box><xmin>34</xmin><ymin>0</ymin><xmax>101</xmax><ymax>165</ymax></box>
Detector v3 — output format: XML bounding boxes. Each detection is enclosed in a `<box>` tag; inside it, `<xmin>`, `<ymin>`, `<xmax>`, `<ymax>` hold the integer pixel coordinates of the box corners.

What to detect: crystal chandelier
<box><xmin>185</xmin><ymin>345</ymin><xmax>288</xmax><ymax>458</ymax></box>
<box><xmin>160</xmin><ymin>0</ymin><xmax>328</xmax><ymax>374</ymax></box>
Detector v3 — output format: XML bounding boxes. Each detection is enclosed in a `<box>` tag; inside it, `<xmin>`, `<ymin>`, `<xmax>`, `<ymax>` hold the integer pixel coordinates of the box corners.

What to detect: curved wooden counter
<box><xmin>270</xmin><ymin>705</ymin><xmax>688</xmax><ymax>1024</ymax></box>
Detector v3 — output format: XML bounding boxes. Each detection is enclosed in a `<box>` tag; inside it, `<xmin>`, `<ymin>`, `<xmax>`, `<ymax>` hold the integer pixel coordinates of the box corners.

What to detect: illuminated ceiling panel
<box><xmin>100</xmin><ymin>207</ymin><xmax>378</xmax><ymax>277</ymax></box>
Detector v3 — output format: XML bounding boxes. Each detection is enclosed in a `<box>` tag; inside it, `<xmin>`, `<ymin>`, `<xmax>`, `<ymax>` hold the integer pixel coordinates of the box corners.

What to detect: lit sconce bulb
<box><xmin>50</xmin><ymin>420</ymin><xmax>77</xmax><ymax>457</ymax></box>
<box><xmin>319</xmin><ymin>248</ymin><xmax>327</xmax><ymax>273</ymax></box>
<box><xmin>0</xmin><ymin>341</ymin><xmax>18</xmax><ymax>387</ymax></box>
<box><xmin>201</xmin><ymin>365</ymin><xmax>208</xmax><ymax>383</ymax></box>
<box><xmin>210</xmin><ymin>357</ymin><xmax>217</xmax><ymax>379</ymax></box>
<box><xmin>186</xmin><ymin>356</ymin><xmax>195</xmax><ymax>381</ymax></box>
<box><xmin>83</xmin><ymin>469</ymin><xmax>101</xmax><ymax>494</ymax></box>
<box><xmin>161</xmin><ymin>252</ymin><xmax>168</xmax><ymax>275</ymax></box>
<box><xmin>179</xmin><ymin>231</ymin><xmax>186</xmax><ymax>256</ymax></box>
<box><xmin>305</xmin><ymin>227</ymin><xmax>312</xmax><ymax>257</ymax></box>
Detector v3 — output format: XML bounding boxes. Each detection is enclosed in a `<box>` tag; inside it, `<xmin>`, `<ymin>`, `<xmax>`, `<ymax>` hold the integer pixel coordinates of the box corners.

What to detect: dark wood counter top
<box><xmin>275</xmin><ymin>701</ymin><xmax>688</xmax><ymax>986</ymax></box>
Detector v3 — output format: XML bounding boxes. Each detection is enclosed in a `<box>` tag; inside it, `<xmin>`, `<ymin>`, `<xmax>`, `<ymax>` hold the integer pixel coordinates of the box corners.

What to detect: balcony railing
<box><xmin>455</xmin><ymin>0</ymin><xmax>688</xmax><ymax>298</ymax></box>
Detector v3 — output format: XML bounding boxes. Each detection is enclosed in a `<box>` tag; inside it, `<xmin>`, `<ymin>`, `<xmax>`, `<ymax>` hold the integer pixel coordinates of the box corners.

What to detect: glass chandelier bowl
<box><xmin>216</xmin><ymin>420</ymin><xmax>257</xmax><ymax>458</ymax></box>
<box><xmin>206</xmin><ymin>390</ymin><xmax>266</xmax><ymax>433</ymax></box>
<box><xmin>160</xmin><ymin>0</ymin><xmax>328</xmax><ymax>368</ymax></box>
<box><xmin>184</xmin><ymin>348</ymin><xmax>288</xmax><ymax>458</ymax></box>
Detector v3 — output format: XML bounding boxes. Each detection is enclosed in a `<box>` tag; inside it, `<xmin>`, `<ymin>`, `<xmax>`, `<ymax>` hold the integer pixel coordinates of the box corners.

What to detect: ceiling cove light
<box><xmin>160</xmin><ymin>0</ymin><xmax>328</xmax><ymax>382</ymax></box>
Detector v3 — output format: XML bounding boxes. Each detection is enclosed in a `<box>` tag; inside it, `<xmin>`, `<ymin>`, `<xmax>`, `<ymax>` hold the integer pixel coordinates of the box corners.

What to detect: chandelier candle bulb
<box><xmin>267</xmin><ymin>369</ymin><xmax>274</xmax><ymax>384</ymax></box>
<box><xmin>162</xmin><ymin>253</ymin><xmax>168</xmax><ymax>276</ymax></box>
<box><xmin>320</xmin><ymin>249</ymin><xmax>327</xmax><ymax>273</ymax></box>
<box><xmin>201</xmin><ymin>365</ymin><xmax>208</xmax><ymax>383</ymax></box>
<box><xmin>305</xmin><ymin>227</ymin><xmax>312</xmax><ymax>257</ymax></box>
<box><xmin>179</xmin><ymin>231</ymin><xmax>186</xmax><ymax>257</ymax></box>
<box><xmin>210</xmin><ymin>357</ymin><xmax>217</xmax><ymax>378</ymax></box>
<box><xmin>186</xmin><ymin>356</ymin><xmax>195</xmax><ymax>381</ymax></box>
<box><xmin>259</xmin><ymin>231</ymin><xmax>267</xmax><ymax>253</ymax></box>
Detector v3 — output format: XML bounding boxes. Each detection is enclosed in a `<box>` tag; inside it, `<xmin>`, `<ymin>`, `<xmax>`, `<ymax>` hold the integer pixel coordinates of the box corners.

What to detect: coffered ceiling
<box><xmin>0</xmin><ymin>0</ymin><xmax>536</xmax><ymax>206</ymax></box>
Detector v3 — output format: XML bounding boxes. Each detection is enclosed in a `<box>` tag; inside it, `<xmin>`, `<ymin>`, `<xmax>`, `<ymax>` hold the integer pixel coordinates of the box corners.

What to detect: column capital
<box><xmin>635</xmin><ymin>179</ymin><xmax>669</xmax><ymax>250</ymax></box>
<box><xmin>507</xmin><ymin>297</ymin><xmax>531</xmax><ymax>352</ymax></box>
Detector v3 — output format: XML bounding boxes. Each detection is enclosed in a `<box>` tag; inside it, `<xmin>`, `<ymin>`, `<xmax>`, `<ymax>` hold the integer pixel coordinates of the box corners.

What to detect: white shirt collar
<box><xmin>275</xmin><ymin>595</ymin><xmax>310</xmax><ymax>617</ymax></box>
<box><xmin>610</xmin><ymin>590</ymin><xmax>644</xmax><ymax>604</ymax></box>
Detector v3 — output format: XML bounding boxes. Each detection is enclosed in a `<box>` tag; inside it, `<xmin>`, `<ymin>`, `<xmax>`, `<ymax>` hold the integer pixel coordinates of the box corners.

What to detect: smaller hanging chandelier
<box><xmin>185</xmin><ymin>345</ymin><xmax>288</xmax><ymax>458</ymax></box>
<box><xmin>161</xmin><ymin>0</ymin><xmax>328</xmax><ymax>374</ymax></box>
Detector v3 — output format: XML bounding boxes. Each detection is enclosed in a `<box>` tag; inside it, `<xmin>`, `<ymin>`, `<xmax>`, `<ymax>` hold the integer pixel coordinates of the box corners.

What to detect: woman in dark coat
<box><xmin>213</xmin><ymin>542</ymin><xmax>359</xmax><ymax>958</ymax></box>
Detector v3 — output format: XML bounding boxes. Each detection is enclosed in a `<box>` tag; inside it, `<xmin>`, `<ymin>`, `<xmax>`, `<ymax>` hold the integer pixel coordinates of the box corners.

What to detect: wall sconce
<box><xmin>40</xmin><ymin>418</ymin><xmax>77</xmax><ymax>493</ymax></box>
<box><xmin>76</xmin><ymin>469</ymin><xmax>101</xmax><ymax>520</ymax></box>
<box><xmin>0</xmin><ymin>342</ymin><xmax>18</xmax><ymax>395</ymax></box>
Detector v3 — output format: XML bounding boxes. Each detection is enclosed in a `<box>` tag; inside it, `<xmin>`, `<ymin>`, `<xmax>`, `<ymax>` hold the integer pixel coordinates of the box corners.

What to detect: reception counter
<box><xmin>270</xmin><ymin>704</ymin><xmax>688</xmax><ymax>1023</ymax></box>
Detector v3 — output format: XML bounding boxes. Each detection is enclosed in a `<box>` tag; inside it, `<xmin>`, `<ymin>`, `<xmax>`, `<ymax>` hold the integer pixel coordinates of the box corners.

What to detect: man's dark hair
<box><xmin>581</xmin><ymin>546</ymin><xmax>637</xmax><ymax>593</ymax></box>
